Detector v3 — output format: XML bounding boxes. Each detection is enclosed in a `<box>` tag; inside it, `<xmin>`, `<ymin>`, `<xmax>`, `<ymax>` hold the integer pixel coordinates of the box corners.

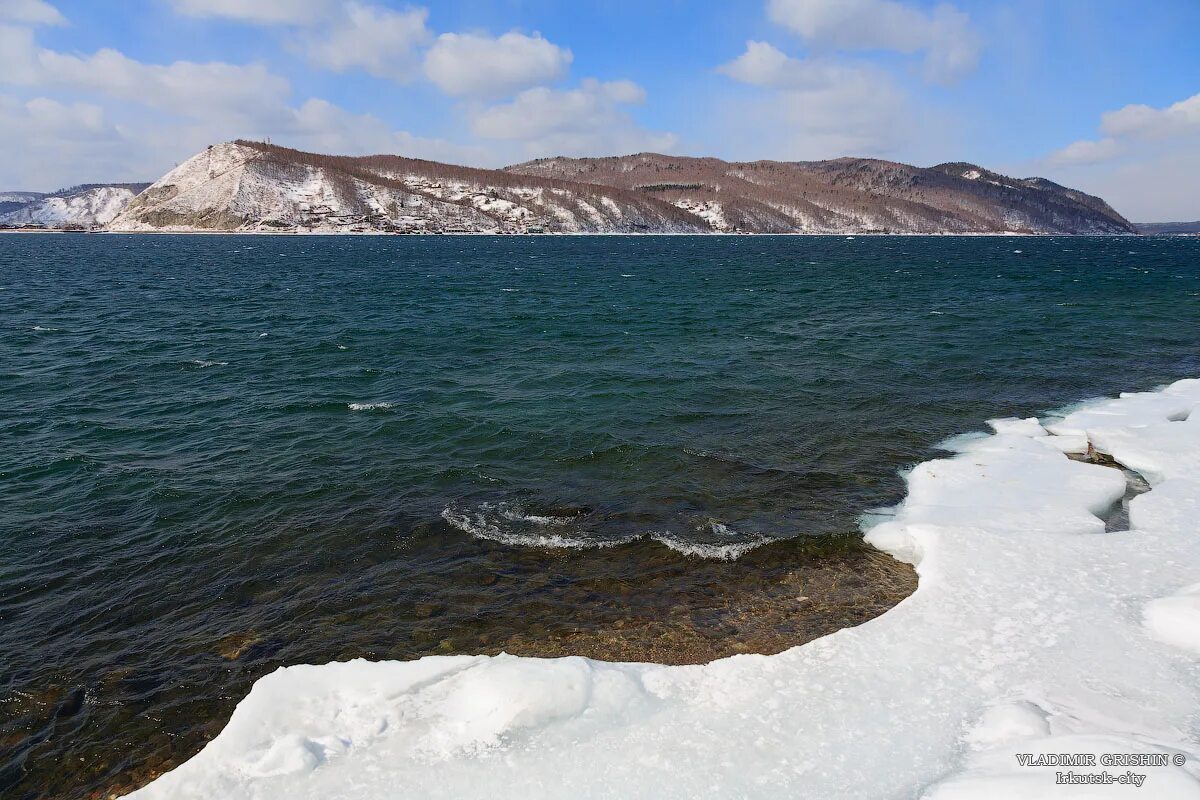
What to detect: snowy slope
<box><xmin>509</xmin><ymin>155</ymin><xmax>1137</xmax><ymax>235</ymax></box>
<box><xmin>108</xmin><ymin>142</ymin><xmax>707</xmax><ymax>234</ymax></box>
<box><xmin>125</xmin><ymin>378</ymin><xmax>1200</xmax><ymax>799</ymax></box>
<box><xmin>107</xmin><ymin>141</ymin><xmax>1136</xmax><ymax>235</ymax></box>
<box><xmin>0</xmin><ymin>186</ymin><xmax>142</xmax><ymax>227</ymax></box>
<box><xmin>0</xmin><ymin>191</ymin><xmax>45</xmax><ymax>216</ymax></box>
<box><xmin>0</xmin><ymin>192</ymin><xmax>45</xmax><ymax>202</ymax></box>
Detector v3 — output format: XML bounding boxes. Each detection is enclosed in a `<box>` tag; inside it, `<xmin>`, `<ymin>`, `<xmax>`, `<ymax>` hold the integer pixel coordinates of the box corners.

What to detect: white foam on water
<box><xmin>440</xmin><ymin>506</ymin><xmax>620</xmax><ymax>551</ymax></box>
<box><xmin>347</xmin><ymin>402</ymin><xmax>392</xmax><ymax>412</ymax></box>
<box><xmin>189</xmin><ymin>360</ymin><xmax>228</xmax><ymax>368</ymax></box>
<box><xmin>494</xmin><ymin>503</ymin><xmax>575</xmax><ymax>527</ymax></box>
<box><xmin>650</xmin><ymin>529</ymin><xmax>771</xmax><ymax>561</ymax></box>
<box><xmin>127</xmin><ymin>378</ymin><xmax>1200</xmax><ymax>800</ymax></box>
<box><xmin>441</xmin><ymin>504</ymin><xmax>766</xmax><ymax>561</ymax></box>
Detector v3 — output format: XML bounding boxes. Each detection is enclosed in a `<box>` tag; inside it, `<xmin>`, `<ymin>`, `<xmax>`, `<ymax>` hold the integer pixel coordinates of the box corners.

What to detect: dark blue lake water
<box><xmin>1</xmin><ymin>234</ymin><xmax>1197</xmax><ymax>798</ymax></box>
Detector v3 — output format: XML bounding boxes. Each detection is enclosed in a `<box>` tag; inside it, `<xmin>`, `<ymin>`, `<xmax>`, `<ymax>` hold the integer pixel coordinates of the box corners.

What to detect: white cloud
<box><xmin>1</xmin><ymin>95</ymin><xmax>106</xmax><ymax>138</ymax></box>
<box><xmin>0</xmin><ymin>24</ymin><xmax>41</xmax><ymax>82</ymax></box>
<box><xmin>1047</xmin><ymin>92</ymin><xmax>1200</xmax><ymax>168</ymax></box>
<box><xmin>718</xmin><ymin>39</ymin><xmax>875</xmax><ymax>91</ymax></box>
<box><xmin>300</xmin><ymin>3</ymin><xmax>430</xmax><ymax>81</ymax></box>
<box><xmin>423</xmin><ymin>31</ymin><xmax>572</xmax><ymax>98</ymax></box>
<box><xmin>0</xmin><ymin>93</ymin><xmax>131</xmax><ymax>189</ymax></box>
<box><xmin>0</xmin><ymin>0</ymin><xmax>64</xmax><ymax>25</ymax></box>
<box><xmin>284</xmin><ymin>97</ymin><xmax>490</xmax><ymax>163</ymax></box>
<box><xmin>766</xmin><ymin>0</ymin><xmax>980</xmax><ymax>84</ymax></box>
<box><xmin>0</xmin><ymin>28</ymin><xmax>293</xmax><ymax>122</ymax></box>
<box><xmin>171</xmin><ymin>2</ymin><xmax>433</xmax><ymax>83</ymax></box>
<box><xmin>716</xmin><ymin>41</ymin><xmax>918</xmax><ymax>159</ymax></box>
<box><xmin>0</xmin><ymin>25</ymin><xmax>487</xmax><ymax>189</ymax></box>
<box><xmin>1100</xmin><ymin>92</ymin><xmax>1200</xmax><ymax>139</ymax></box>
<box><xmin>1038</xmin><ymin>92</ymin><xmax>1200</xmax><ymax>220</ymax></box>
<box><xmin>1046</xmin><ymin>137</ymin><xmax>1123</xmax><ymax>166</ymax></box>
<box><xmin>471</xmin><ymin>78</ymin><xmax>676</xmax><ymax>159</ymax></box>
<box><xmin>1042</xmin><ymin>145</ymin><xmax>1200</xmax><ymax>222</ymax></box>
<box><xmin>167</xmin><ymin>0</ymin><xmax>336</xmax><ymax>25</ymax></box>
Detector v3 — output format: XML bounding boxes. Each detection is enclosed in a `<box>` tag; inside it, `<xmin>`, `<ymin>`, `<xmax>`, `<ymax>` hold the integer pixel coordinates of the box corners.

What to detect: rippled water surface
<box><xmin>2</xmin><ymin>234</ymin><xmax>1198</xmax><ymax>798</ymax></box>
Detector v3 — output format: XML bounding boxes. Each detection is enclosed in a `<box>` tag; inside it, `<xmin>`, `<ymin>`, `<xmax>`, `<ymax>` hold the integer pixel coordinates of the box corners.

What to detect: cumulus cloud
<box><xmin>716</xmin><ymin>41</ymin><xmax>919</xmax><ymax>159</ymax></box>
<box><xmin>471</xmin><ymin>78</ymin><xmax>676</xmax><ymax>159</ymax></box>
<box><xmin>1049</xmin><ymin>92</ymin><xmax>1200</xmax><ymax>167</ymax></box>
<box><xmin>2</xmin><ymin>95</ymin><xmax>107</xmax><ymax>138</ymax></box>
<box><xmin>718</xmin><ymin>39</ymin><xmax>876</xmax><ymax>91</ymax></box>
<box><xmin>1040</xmin><ymin>92</ymin><xmax>1200</xmax><ymax>220</ymax></box>
<box><xmin>766</xmin><ymin>0</ymin><xmax>980</xmax><ymax>84</ymax></box>
<box><xmin>285</xmin><ymin>97</ymin><xmax>490</xmax><ymax>162</ymax></box>
<box><xmin>1</xmin><ymin>3</ymin><xmax>674</xmax><ymax>183</ymax></box>
<box><xmin>423</xmin><ymin>31</ymin><xmax>572</xmax><ymax>98</ymax></box>
<box><xmin>167</xmin><ymin>0</ymin><xmax>336</xmax><ymax>24</ymax></box>
<box><xmin>170</xmin><ymin>2</ymin><xmax>434</xmax><ymax>82</ymax></box>
<box><xmin>0</xmin><ymin>30</ymin><xmax>292</xmax><ymax>121</ymax></box>
<box><xmin>0</xmin><ymin>93</ymin><xmax>131</xmax><ymax>188</ymax></box>
<box><xmin>0</xmin><ymin>24</ymin><xmax>486</xmax><ymax>189</ymax></box>
<box><xmin>300</xmin><ymin>3</ymin><xmax>430</xmax><ymax>81</ymax></box>
<box><xmin>1046</xmin><ymin>137</ymin><xmax>1123</xmax><ymax>166</ymax></box>
<box><xmin>0</xmin><ymin>0</ymin><xmax>64</xmax><ymax>25</ymax></box>
<box><xmin>1101</xmin><ymin>93</ymin><xmax>1200</xmax><ymax>139</ymax></box>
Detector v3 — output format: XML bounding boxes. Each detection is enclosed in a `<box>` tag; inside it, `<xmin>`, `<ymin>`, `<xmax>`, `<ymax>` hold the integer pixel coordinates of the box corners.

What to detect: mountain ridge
<box><xmin>505</xmin><ymin>152</ymin><xmax>1134</xmax><ymax>234</ymax></box>
<box><xmin>1135</xmin><ymin>221</ymin><xmax>1200</xmax><ymax>235</ymax></box>
<box><xmin>52</xmin><ymin>141</ymin><xmax>1137</xmax><ymax>235</ymax></box>
<box><xmin>0</xmin><ymin>183</ymin><xmax>152</xmax><ymax>228</ymax></box>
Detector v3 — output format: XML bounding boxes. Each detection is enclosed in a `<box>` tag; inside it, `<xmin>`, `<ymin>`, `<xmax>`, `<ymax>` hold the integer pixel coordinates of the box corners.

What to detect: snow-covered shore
<box><xmin>125</xmin><ymin>379</ymin><xmax>1200</xmax><ymax>799</ymax></box>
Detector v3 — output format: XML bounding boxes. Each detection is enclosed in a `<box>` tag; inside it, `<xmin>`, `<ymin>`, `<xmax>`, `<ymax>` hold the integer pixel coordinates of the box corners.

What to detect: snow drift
<box><xmin>125</xmin><ymin>379</ymin><xmax>1200</xmax><ymax>799</ymax></box>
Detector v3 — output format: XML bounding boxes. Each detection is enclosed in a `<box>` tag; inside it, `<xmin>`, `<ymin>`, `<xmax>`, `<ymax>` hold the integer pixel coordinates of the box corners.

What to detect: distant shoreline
<box><xmin>3</xmin><ymin>228</ymin><xmax>1147</xmax><ymax>237</ymax></box>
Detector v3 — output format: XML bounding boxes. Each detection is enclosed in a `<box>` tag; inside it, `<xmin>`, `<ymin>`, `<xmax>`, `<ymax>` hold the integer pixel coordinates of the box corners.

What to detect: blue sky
<box><xmin>2</xmin><ymin>0</ymin><xmax>1198</xmax><ymax>219</ymax></box>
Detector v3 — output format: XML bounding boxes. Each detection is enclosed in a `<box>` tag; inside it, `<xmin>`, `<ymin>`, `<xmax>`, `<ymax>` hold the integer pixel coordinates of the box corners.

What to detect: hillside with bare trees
<box><xmin>507</xmin><ymin>154</ymin><xmax>1135</xmax><ymax>234</ymax></box>
<box><xmin>108</xmin><ymin>141</ymin><xmax>1135</xmax><ymax>235</ymax></box>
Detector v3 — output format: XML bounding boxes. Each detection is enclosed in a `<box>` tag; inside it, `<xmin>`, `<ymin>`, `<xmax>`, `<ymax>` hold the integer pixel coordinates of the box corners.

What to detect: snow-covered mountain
<box><xmin>107</xmin><ymin>141</ymin><xmax>1135</xmax><ymax>235</ymax></box>
<box><xmin>0</xmin><ymin>191</ymin><xmax>46</xmax><ymax>216</ymax></box>
<box><xmin>0</xmin><ymin>184</ymin><xmax>150</xmax><ymax>228</ymax></box>
<box><xmin>509</xmin><ymin>155</ymin><xmax>1136</xmax><ymax>234</ymax></box>
<box><xmin>108</xmin><ymin>141</ymin><xmax>703</xmax><ymax>234</ymax></box>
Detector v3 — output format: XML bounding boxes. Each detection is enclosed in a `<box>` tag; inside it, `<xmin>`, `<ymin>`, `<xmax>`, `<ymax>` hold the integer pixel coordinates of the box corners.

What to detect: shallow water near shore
<box><xmin>2</xmin><ymin>235</ymin><xmax>1198</xmax><ymax>799</ymax></box>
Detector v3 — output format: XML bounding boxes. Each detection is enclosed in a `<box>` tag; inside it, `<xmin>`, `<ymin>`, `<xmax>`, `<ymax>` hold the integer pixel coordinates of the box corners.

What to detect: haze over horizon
<box><xmin>2</xmin><ymin>0</ymin><xmax>1197</xmax><ymax>221</ymax></box>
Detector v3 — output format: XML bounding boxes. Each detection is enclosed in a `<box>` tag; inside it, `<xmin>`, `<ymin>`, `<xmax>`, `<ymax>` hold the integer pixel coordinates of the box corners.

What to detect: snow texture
<box><xmin>0</xmin><ymin>186</ymin><xmax>136</xmax><ymax>227</ymax></box>
<box><xmin>107</xmin><ymin>142</ymin><xmax>705</xmax><ymax>235</ymax></box>
<box><xmin>125</xmin><ymin>379</ymin><xmax>1200</xmax><ymax>799</ymax></box>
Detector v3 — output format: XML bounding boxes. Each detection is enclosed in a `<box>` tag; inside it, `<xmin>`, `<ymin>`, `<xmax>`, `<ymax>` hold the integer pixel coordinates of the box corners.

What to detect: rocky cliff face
<box><xmin>0</xmin><ymin>184</ymin><xmax>149</xmax><ymax>228</ymax></box>
<box><xmin>107</xmin><ymin>141</ymin><xmax>1135</xmax><ymax>235</ymax></box>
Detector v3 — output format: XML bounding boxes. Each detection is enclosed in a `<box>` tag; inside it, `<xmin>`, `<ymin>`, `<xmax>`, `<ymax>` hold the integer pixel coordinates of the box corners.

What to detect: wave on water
<box><xmin>130</xmin><ymin>378</ymin><xmax>1200</xmax><ymax>800</ymax></box>
<box><xmin>441</xmin><ymin>504</ymin><xmax>614</xmax><ymax>550</ymax></box>
<box><xmin>348</xmin><ymin>402</ymin><xmax>393</xmax><ymax>412</ymax></box>
<box><xmin>650</xmin><ymin>522</ymin><xmax>771</xmax><ymax>561</ymax></box>
<box><xmin>31</xmin><ymin>325</ymin><xmax>59</xmax><ymax>331</ymax></box>
<box><xmin>189</xmin><ymin>360</ymin><xmax>228</xmax><ymax>368</ymax></box>
<box><xmin>441</xmin><ymin>503</ymin><xmax>770</xmax><ymax>560</ymax></box>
